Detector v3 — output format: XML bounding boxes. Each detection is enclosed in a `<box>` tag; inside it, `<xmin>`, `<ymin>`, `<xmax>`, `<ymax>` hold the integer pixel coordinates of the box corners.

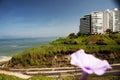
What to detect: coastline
<box><xmin>0</xmin><ymin>37</ymin><xmax>57</xmax><ymax>58</ymax></box>
<box><xmin>0</xmin><ymin>56</ymin><xmax>12</xmax><ymax>63</ymax></box>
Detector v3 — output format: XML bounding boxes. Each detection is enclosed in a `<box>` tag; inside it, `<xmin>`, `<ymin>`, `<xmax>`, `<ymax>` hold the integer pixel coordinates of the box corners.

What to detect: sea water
<box><xmin>0</xmin><ymin>37</ymin><xmax>57</xmax><ymax>59</ymax></box>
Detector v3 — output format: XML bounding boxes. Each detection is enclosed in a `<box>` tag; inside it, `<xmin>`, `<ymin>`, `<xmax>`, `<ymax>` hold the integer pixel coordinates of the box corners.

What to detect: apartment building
<box><xmin>79</xmin><ymin>8</ymin><xmax>120</xmax><ymax>34</ymax></box>
<box><xmin>91</xmin><ymin>12</ymin><xmax>103</xmax><ymax>34</ymax></box>
<box><xmin>80</xmin><ymin>15</ymin><xmax>91</xmax><ymax>34</ymax></box>
<box><xmin>112</xmin><ymin>8</ymin><xmax>120</xmax><ymax>32</ymax></box>
<box><xmin>103</xmin><ymin>9</ymin><xmax>113</xmax><ymax>33</ymax></box>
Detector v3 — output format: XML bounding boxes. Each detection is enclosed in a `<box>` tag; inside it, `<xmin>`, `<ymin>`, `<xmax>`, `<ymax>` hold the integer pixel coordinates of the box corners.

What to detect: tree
<box><xmin>68</xmin><ymin>33</ymin><xmax>76</xmax><ymax>39</ymax></box>
<box><xmin>106</xmin><ymin>29</ymin><xmax>112</xmax><ymax>34</ymax></box>
<box><xmin>77</xmin><ymin>31</ymin><xmax>82</xmax><ymax>36</ymax></box>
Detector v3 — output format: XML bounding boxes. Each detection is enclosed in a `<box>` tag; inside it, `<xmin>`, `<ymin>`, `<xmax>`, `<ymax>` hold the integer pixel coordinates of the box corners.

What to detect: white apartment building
<box><xmin>91</xmin><ymin>12</ymin><xmax>104</xmax><ymax>34</ymax></box>
<box><xmin>112</xmin><ymin>8</ymin><xmax>120</xmax><ymax>32</ymax></box>
<box><xmin>80</xmin><ymin>8</ymin><xmax>120</xmax><ymax>34</ymax></box>
<box><xmin>91</xmin><ymin>8</ymin><xmax>120</xmax><ymax>34</ymax></box>
<box><xmin>103</xmin><ymin>8</ymin><xmax>120</xmax><ymax>33</ymax></box>
<box><xmin>103</xmin><ymin>9</ymin><xmax>112</xmax><ymax>33</ymax></box>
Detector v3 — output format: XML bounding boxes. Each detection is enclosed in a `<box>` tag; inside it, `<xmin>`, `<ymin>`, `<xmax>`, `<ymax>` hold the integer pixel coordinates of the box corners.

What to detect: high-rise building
<box><xmin>103</xmin><ymin>9</ymin><xmax>113</xmax><ymax>33</ymax></box>
<box><xmin>103</xmin><ymin>8</ymin><xmax>120</xmax><ymax>33</ymax></box>
<box><xmin>91</xmin><ymin>12</ymin><xmax>103</xmax><ymax>34</ymax></box>
<box><xmin>79</xmin><ymin>8</ymin><xmax>120</xmax><ymax>34</ymax></box>
<box><xmin>80</xmin><ymin>15</ymin><xmax>91</xmax><ymax>34</ymax></box>
<box><xmin>112</xmin><ymin>8</ymin><xmax>120</xmax><ymax>32</ymax></box>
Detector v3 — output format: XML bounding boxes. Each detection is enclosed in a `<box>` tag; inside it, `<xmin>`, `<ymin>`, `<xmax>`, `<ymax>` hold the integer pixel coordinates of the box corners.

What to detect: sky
<box><xmin>0</xmin><ymin>0</ymin><xmax>118</xmax><ymax>38</ymax></box>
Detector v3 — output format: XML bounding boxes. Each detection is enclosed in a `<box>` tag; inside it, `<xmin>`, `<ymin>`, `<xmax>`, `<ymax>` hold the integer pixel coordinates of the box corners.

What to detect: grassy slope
<box><xmin>0</xmin><ymin>74</ymin><xmax>22</xmax><ymax>80</ymax></box>
<box><xmin>5</xmin><ymin>33</ymin><xmax>120</xmax><ymax>68</ymax></box>
<box><xmin>0</xmin><ymin>74</ymin><xmax>120</xmax><ymax>80</ymax></box>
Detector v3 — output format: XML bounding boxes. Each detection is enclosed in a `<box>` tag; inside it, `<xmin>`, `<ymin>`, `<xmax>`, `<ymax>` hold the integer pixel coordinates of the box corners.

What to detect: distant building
<box><xmin>112</xmin><ymin>8</ymin><xmax>120</xmax><ymax>32</ymax></box>
<box><xmin>91</xmin><ymin>12</ymin><xmax>103</xmax><ymax>34</ymax></box>
<box><xmin>103</xmin><ymin>8</ymin><xmax>120</xmax><ymax>33</ymax></box>
<box><xmin>103</xmin><ymin>9</ymin><xmax>113</xmax><ymax>33</ymax></box>
<box><xmin>79</xmin><ymin>8</ymin><xmax>120</xmax><ymax>34</ymax></box>
<box><xmin>80</xmin><ymin>15</ymin><xmax>91</xmax><ymax>34</ymax></box>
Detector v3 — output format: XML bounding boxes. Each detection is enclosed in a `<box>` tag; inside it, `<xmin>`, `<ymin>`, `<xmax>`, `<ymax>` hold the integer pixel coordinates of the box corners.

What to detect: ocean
<box><xmin>0</xmin><ymin>37</ymin><xmax>57</xmax><ymax>57</ymax></box>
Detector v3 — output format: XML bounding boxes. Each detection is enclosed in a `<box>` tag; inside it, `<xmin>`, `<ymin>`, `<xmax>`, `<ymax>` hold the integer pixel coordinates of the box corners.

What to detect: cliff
<box><xmin>5</xmin><ymin>33</ymin><xmax>120</xmax><ymax>68</ymax></box>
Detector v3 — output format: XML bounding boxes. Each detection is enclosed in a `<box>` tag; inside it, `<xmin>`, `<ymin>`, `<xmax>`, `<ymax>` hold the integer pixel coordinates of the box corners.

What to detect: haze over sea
<box><xmin>0</xmin><ymin>37</ymin><xmax>57</xmax><ymax>57</ymax></box>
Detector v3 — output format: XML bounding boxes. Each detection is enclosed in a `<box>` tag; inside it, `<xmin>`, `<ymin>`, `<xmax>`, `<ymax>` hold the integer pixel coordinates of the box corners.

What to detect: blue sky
<box><xmin>0</xmin><ymin>0</ymin><xmax>117</xmax><ymax>38</ymax></box>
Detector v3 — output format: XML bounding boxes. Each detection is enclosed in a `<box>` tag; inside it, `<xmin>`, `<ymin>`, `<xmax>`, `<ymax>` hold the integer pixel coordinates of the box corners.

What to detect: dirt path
<box><xmin>0</xmin><ymin>70</ymin><xmax>31</xmax><ymax>79</ymax></box>
<box><xmin>0</xmin><ymin>63</ymin><xmax>120</xmax><ymax>79</ymax></box>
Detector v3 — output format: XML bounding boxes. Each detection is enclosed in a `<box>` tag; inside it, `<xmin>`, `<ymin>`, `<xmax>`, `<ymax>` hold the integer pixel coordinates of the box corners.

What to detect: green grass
<box><xmin>0</xmin><ymin>74</ymin><xmax>22</xmax><ymax>80</ymax></box>
<box><xmin>0</xmin><ymin>74</ymin><xmax>120</xmax><ymax>80</ymax></box>
<box><xmin>59</xmin><ymin>76</ymin><xmax>120</xmax><ymax>80</ymax></box>
<box><xmin>5</xmin><ymin>33</ymin><xmax>120</xmax><ymax>68</ymax></box>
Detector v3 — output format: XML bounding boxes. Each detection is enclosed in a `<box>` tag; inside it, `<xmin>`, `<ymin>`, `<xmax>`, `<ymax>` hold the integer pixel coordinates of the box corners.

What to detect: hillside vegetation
<box><xmin>5</xmin><ymin>33</ymin><xmax>120</xmax><ymax>68</ymax></box>
<box><xmin>0</xmin><ymin>74</ymin><xmax>120</xmax><ymax>80</ymax></box>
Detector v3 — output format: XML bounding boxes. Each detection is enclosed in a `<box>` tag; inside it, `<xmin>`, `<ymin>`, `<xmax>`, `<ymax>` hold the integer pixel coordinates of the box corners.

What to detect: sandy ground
<box><xmin>0</xmin><ymin>56</ymin><xmax>12</xmax><ymax>62</ymax></box>
<box><xmin>0</xmin><ymin>70</ymin><xmax>32</xmax><ymax>79</ymax></box>
<box><xmin>0</xmin><ymin>56</ymin><xmax>32</xmax><ymax>79</ymax></box>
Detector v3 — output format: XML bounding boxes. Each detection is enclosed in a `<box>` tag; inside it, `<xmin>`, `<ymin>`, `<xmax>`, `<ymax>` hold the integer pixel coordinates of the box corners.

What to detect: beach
<box><xmin>0</xmin><ymin>56</ymin><xmax>12</xmax><ymax>63</ymax></box>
